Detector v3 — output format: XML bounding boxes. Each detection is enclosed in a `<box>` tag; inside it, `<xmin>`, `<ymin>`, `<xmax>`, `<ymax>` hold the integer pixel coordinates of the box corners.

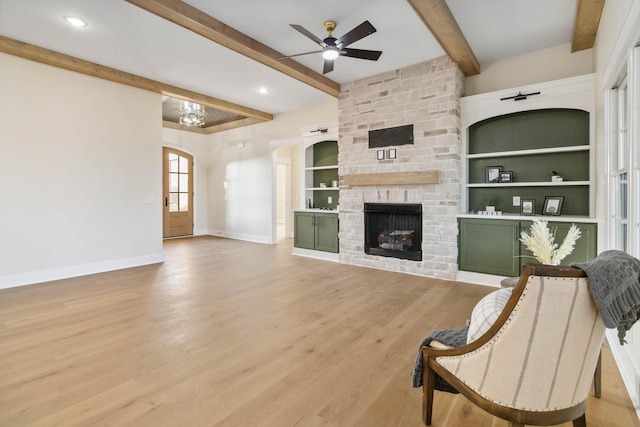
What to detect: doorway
<box><xmin>163</xmin><ymin>147</ymin><xmax>194</xmax><ymax>238</ymax></box>
<box><xmin>276</xmin><ymin>161</ymin><xmax>291</xmax><ymax>240</ymax></box>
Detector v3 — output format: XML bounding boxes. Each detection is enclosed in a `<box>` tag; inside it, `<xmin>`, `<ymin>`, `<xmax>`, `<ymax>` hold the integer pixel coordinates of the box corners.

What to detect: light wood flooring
<box><xmin>1</xmin><ymin>236</ymin><xmax>638</xmax><ymax>427</ymax></box>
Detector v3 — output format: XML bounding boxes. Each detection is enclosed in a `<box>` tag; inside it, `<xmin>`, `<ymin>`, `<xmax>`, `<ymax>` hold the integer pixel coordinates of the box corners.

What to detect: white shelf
<box><xmin>305</xmin><ymin>165</ymin><xmax>338</xmax><ymax>171</ymax></box>
<box><xmin>466</xmin><ymin>181</ymin><xmax>590</xmax><ymax>188</ymax></box>
<box><xmin>466</xmin><ymin>145</ymin><xmax>590</xmax><ymax>159</ymax></box>
<box><xmin>305</xmin><ymin>187</ymin><xmax>340</xmax><ymax>191</ymax></box>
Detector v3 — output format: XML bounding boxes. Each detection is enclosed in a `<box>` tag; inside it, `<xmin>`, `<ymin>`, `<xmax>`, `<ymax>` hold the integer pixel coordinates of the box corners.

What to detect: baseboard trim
<box><xmin>206</xmin><ymin>230</ymin><xmax>272</xmax><ymax>245</ymax></box>
<box><xmin>0</xmin><ymin>253</ymin><xmax>164</xmax><ymax>290</ymax></box>
<box><xmin>291</xmin><ymin>247</ymin><xmax>339</xmax><ymax>262</ymax></box>
<box><xmin>455</xmin><ymin>270</ymin><xmax>504</xmax><ymax>288</ymax></box>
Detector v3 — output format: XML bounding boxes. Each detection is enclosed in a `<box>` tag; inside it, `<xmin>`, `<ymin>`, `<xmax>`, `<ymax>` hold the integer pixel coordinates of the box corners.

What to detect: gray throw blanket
<box><xmin>572</xmin><ymin>250</ymin><xmax>640</xmax><ymax>345</ymax></box>
<box><xmin>411</xmin><ymin>325</ymin><xmax>468</xmax><ymax>389</ymax></box>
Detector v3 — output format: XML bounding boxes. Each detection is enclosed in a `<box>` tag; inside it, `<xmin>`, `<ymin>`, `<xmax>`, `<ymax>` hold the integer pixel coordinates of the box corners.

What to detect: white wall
<box><xmin>206</xmin><ymin>101</ymin><xmax>337</xmax><ymax>244</ymax></box>
<box><xmin>0</xmin><ymin>53</ymin><xmax>163</xmax><ymax>288</ymax></box>
<box><xmin>162</xmin><ymin>128</ymin><xmax>209</xmax><ymax>235</ymax></box>
<box><xmin>465</xmin><ymin>43</ymin><xmax>593</xmax><ymax>96</ymax></box>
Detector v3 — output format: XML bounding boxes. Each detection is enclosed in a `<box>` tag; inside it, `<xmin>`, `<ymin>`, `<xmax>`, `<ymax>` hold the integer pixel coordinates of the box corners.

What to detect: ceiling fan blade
<box><xmin>278</xmin><ymin>50</ymin><xmax>323</xmax><ymax>59</ymax></box>
<box><xmin>289</xmin><ymin>24</ymin><xmax>324</xmax><ymax>46</ymax></box>
<box><xmin>341</xmin><ymin>48</ymin><xmax>382</xmax><ymax>61</ymax></box>
<box><xmin>323</xmin><ymin>59</ymin><xmax>334</xmax><ymax>74</ymax></box>
<box><xmin>337</xmin><ymin>20</ymin><xmax>377</xmax><ymax>47</ymax></box>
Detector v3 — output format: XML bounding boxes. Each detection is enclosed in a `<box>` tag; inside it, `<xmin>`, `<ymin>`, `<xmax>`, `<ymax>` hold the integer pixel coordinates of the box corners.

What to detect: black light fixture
<box><xmin>500</xmin><ymin>91</ymin><xmax>541</xmax><ymax>101</ymax></box>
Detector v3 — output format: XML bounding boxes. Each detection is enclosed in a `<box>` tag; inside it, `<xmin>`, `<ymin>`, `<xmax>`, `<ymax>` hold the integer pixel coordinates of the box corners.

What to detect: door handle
<box><xmin>165</xmin><ymin>197</ymin><xmax>168</xmax><ymax>207</ymax></box>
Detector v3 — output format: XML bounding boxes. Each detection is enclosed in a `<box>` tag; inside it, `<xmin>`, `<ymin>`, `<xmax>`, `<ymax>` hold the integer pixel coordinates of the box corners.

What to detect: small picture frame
<box><xmin>542</xmin><ymin>196</ymin><xmax>564</xmax><ymax>216</ymax></box>
<box><xmin>388</xmin><ymin>148</ymin><xmax>397</xmax><ymax>159</ymax></box>
<box><xmin>499</xmin><ymin>171</ymin><xmax>513</xmax><ymax>183</ymax></box>
<box><xmin>485</xmin><ymin>166</ymin><xmax>502</xmax><ymax>183</ymax></box>
<box><xmin>520</xmin><ymin>199</ymin><xmax>535</xmax><ymax>216</ymax></box>
<box><xmin>377</xmin><ymin>150</ymin><xmax>385</xmax><ymax>160</ymax></box>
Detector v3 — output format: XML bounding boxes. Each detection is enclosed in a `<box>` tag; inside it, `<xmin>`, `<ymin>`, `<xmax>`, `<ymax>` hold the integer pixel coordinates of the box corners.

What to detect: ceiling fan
<box><xmin>287</xmin><ymin>20</ymin><xmax>382</xmax><ymax>74</ymax></box>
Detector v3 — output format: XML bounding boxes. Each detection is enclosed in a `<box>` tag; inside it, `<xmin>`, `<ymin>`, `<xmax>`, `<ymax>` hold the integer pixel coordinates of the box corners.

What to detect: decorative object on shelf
<box><xmin>519</xmin><ymin>219</ymin><xmax>581</xmax><ymax>265</ymax></box>
<box><xmin>499</xmin><ymin>171</ymin><xmax>513</xmax><ymax>183</ymax></box>
<box><xmin>377</xmin><ymin>150</ymin><xmax>385</xmax><ymax>160</ymax></box>
<box><xmin>550</xmin><ymin>169</ymin><xmax>564</xmax><ymax>182</ymax></box>
<box><xmin>542</xmin><ymin>196</ymin><xmax>564</xmax><ymax>216</ymax></box>
<box><xmin>520</xmin><ymin>199</ymin><xmax>535</xmax><ymax>216</ymax></box>
<box><xmin>485</xmin><ymin>166</ymin><xmax>502</xmax><ymax>183</ymax></box>
<box><xmin>179</xmin><ymin>100</ymin><xmax>205</xmax><ymax>127</ymax></box>
<box><xmin>478</xmin><ymin>210</ymin><xmax>502</xmax><ymax>216</ymax></box>
<box><xmin>319</xmin><ymin>182</ymin><xmax>327</xmax><ymax>188</ymax></box>
<box><xmin>485</xmin><ymin>198</ymin><xmax>496</xmax><ymax>212</ymax></box>
<box><xmin>388</xmin><ymin>148</ymin><xmax>397</xmax><ymax>159</ymax></box>
<box><xmin>332</xmin><ymin>180</ymin><xmax>338</xmax><ymax>187</ymax></box>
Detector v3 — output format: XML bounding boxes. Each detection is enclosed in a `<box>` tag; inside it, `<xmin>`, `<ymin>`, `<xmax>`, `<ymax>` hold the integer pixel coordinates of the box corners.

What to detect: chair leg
<box><xmin>573</xmin><ymin>413</ymin><xmax>587</xmax><ymax>427</ymax></box>
<box><xmin>593</xmin><ymin>349</ymin><xmax>602</xmax><ymax>398</ymax></box>
<box><xmin>422</xmin><ymin>362</ymin><xmax>436</xmax><ymax>425</ymax></box>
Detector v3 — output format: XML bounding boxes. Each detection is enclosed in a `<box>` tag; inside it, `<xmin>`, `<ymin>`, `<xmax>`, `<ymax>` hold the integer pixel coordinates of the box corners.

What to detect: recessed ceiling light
<box><xmin>63</xmin><ymin>16</ymin><xmax>87</xmax><ymax>28</ymax></box>
<box><xmin>257</xmin><ymin>87</ymin><xmax>269</xmax><ymax>95</ymax></box>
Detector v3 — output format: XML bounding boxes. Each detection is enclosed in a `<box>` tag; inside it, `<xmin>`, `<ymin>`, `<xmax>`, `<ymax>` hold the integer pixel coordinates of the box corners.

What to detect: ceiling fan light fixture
<box><xmin>322</xmin><ymin>47</ymin><xmax>339</xmax><ymax>60</ymax></box>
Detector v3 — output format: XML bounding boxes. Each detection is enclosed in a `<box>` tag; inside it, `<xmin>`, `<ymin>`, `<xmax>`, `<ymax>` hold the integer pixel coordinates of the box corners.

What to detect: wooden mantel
<box><xmin>342</xmin><ymin>171</ymin><xmax>441</xmax><ymax>186</ymax></box>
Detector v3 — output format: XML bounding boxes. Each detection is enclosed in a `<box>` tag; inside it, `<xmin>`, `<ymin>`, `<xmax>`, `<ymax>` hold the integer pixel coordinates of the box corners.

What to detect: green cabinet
<box><xmin>458</xmin><ymin>218</ymin><xmax>597</xmax><ymax>276</ymax></box>
<box><xmin>294</xmin><ymin>211</ymin><xmax>339</xmax><ymax>253</ymax></box>
<box><xmin>459</xmin><ymin>219</ymin><xmax>521</xmax><ymax>276</ymax></box>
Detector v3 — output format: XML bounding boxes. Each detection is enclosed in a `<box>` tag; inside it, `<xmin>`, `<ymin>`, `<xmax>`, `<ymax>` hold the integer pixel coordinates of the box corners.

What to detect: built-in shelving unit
<box><xmin>461</xmin><ymin>74</ymin><xmax>596</xmax><ymax>217</ymax></box>
<box><xmin>457</xmin><ymin>74</ymin><xmax>597</xmax><ymax>282</ymax></box>
<box><xmin>304</xmin><ymin>140</ymin><xmax>338</xmax><ymax>209</ymax></box>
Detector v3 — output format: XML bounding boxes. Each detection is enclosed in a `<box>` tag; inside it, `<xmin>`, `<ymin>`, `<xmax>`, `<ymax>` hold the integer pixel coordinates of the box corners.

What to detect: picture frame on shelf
<box><xmin>485</xmin><ymin>166</ymin><xmax>502</xmax><ymax>183</ymax></box>
<box><xmin>499</xmin><ymin>171</ymin><xmax>513</xmax><ymax>183</ymax></box>
<box><xmin>542</xmin><ymin>196</ymin><xmax>564</xmax><ymax>216</ymax></box>
<box><xmin>520</xmin><ymin>199</ymin><xmax>535</xmax><ymax>216</ymax></box>
<box><xmin>377</xmin><ymin>150</ymin><xmax>385</xmax><ymax>160</ymax></box>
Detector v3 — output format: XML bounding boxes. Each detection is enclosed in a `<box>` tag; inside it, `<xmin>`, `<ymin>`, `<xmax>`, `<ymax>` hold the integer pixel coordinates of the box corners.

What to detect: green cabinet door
<box><xmin>294</xmin><ymin>212</ymin><xmax>339</xmax><ymax>253</ymax></box>
<box><xmin>458</xmin><ymin>219</ymin><xmax>520</xmax><ymax>276</ymax></box>
<box><xmin>519</xmin><ymin>221</ymin><xmax>597</xmax><ymax>266</ymax></box>
<box><xmin>315</xmin><ymin>213</ymin><xmax>339</xmax><ymax>253</ymax></box>
<box><xmin>294</xmin><ymin>212</ymin><xmax>315</xmax><ymax>250</ymax></box>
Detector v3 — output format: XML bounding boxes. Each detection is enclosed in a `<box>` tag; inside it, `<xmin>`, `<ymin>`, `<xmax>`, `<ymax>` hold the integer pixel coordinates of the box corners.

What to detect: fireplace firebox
<box><xmin>364</xmin><ymin>203</ymin><xmax>422</xmax><ymax>261</ymax></box>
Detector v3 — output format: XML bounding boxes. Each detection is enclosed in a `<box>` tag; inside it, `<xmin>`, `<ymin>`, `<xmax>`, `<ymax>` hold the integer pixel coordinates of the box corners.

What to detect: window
<box><xmin>607</xmin><ymin>45</ymin><xmax>639</xmax><ymax>256</ymax></box>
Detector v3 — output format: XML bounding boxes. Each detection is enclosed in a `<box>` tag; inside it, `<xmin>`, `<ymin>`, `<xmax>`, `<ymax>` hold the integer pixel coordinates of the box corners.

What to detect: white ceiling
<box><xmin>0</xmin><ymin>0</ymin><xmax>578</xmax><ymax>115</ymax></box>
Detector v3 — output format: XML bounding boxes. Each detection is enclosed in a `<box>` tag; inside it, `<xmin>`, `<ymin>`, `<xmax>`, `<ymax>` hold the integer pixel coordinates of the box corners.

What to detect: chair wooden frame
<box><xmin>421</xmin><ymin>264</ymin><xmax>598</xmax><ymax>427</ymax></box>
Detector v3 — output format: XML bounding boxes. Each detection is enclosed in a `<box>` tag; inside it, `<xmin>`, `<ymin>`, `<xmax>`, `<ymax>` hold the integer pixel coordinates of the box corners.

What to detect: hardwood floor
<box><xmin>0</xmin><ymin>236</ymin><xmax>638</xmax><ymax>427</ymax></box>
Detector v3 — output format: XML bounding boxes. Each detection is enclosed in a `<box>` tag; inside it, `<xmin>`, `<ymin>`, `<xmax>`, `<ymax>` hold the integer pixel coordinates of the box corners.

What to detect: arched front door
<box><xmin>163</xmin><ymin>147</ymin><xmax>193</xmax><ymax>238</ymax></box>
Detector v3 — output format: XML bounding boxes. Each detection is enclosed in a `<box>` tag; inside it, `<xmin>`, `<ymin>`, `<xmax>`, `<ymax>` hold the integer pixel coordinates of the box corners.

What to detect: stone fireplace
<box><xmin>337</xmin><ymin>56</ymin><xmax>464</xmax><ymax>279</ymax></box>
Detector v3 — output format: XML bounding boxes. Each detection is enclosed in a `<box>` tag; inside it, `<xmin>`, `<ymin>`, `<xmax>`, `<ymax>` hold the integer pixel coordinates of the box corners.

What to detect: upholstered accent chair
<box><xmin>421</xmin><ymin>264</ymin><xmax>605</xmax><ymax>427</ymax></box>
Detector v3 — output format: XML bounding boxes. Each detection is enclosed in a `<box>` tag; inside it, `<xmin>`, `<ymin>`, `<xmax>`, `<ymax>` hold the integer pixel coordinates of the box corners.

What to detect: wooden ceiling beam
<box><xmin>407</xmin><ymin>0</ymin><xmax>480</xmax><ymax>77</ymax></box>
<box><xmin>0</xmin><ymin>35</ymin><xmax>272</xmax><ymax>124</ymax></box>
<box><xmin>571</xmin><ymin>0</ymin><xmax>605</xmax><ymax>52</ymax></box>
<box><xmin>124</xmin><ymin>0</ymin><xmax>340</xmax><ymax>98</ymax></box>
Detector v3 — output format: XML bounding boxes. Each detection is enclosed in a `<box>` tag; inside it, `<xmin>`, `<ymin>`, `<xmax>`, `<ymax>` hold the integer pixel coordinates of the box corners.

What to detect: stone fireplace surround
<box><xmin>337</xmin><ymin>56</ymin><xmax>465</xmax><ymax>280</ymax></box>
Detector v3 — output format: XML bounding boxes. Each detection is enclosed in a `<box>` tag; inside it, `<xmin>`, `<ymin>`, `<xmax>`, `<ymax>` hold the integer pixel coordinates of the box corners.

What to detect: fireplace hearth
<box><xmin>364</xmin><ymin>203</ymin><xmax>422</xmax><ymax>261</ymax></box>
